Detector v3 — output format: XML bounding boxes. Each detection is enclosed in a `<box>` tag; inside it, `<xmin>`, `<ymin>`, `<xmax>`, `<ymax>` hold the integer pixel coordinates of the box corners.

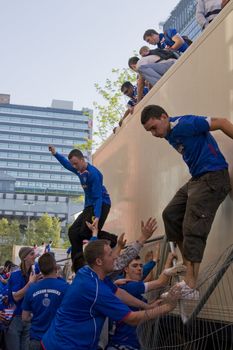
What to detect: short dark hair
<box><xmin>128</xmin><ymin>56</ymin><xmax>139</xmax><ymax>68</ymax></box>
<box><xmin>98</xmin><ymin>230</ymin><xmax>118</xmax><ymax>248</ymax></box>
<box><xmin>68</xmin><ymin>149</ymin><xmax>84</xmax><ymax>160</ymax></box>
<box><xmin>84</xmin><ymin>240</ymin><xmax>109</xmax><ymax>267</ymax></box>
<box><xmin>38</xmin><ymin>253</ymin><xmax>57</xmax><ymax>275</ymax></box>
<box><xmin>121</xmin><ymin>81</ymin><xmax>133</xmax><ymax>93</ymax></box>
<box><xmin>141</xmin><ymin>105</ymin><xmax>168</xmax><ymax>125</ymax></box>
<box><xmin>143</xmin><ymin>29</ymin><xmax>159</xmax><ymax>40</ymax></box>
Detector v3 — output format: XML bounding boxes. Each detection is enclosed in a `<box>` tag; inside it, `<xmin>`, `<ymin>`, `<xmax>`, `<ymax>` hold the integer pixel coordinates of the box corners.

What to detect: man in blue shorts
<box><xmin>48</xmin><ymin>145</ymin><xmax>111</xmax><ymax>260</ymax></box>
<box><xmin>22</xmin><ymin>253</ymin><xmax>68</xmax><ymax>350</ymax></box>
<box><xmin>42</xmin><ymin>240</ymin><xmax>180</xmax><ymax>350</ymax></box>
<box><xmin>141</xmin><ymin>105</ymin><xmax>232</xmax><ymax>298</ymax></box>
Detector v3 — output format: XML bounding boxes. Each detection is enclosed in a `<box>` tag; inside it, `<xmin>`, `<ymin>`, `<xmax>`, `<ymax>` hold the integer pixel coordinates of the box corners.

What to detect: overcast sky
<box><xmin>0</xmin><ymin>0</ymin><xmax>179</xmax><ymax>113</ymax></box>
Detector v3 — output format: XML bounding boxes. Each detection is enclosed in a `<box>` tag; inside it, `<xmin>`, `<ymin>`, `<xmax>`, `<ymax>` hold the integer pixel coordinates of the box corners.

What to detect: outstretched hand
<box><xmin>48</xmin><ymin>145</ymin><xmax>56</xmax><ymax>155</ymax></box>
<box><xmin>86</xmin><ymin>221</ymin><xmax>98</xmax><ymax>237</ymax></box>
<box><xmin>117</xmin><ymin>232</ymin><xmax>127</xmax><ymax>250</ymax></box>
<box><xmin>141</xmin><ymin>217</ymin><xmax>158</xmax><ymax>242</ymax></box>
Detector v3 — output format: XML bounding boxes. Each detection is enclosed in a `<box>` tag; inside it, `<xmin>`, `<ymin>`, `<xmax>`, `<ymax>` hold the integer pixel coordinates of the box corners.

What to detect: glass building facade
<box><xmin>163</xmin><ymin>0</ymin><xmax>201</xmax><ymax>41</ymax></box>
<box><xmin>0</xmin><ymin>100</ymin><xmax>92</xmax><ymax>196</ymax></box>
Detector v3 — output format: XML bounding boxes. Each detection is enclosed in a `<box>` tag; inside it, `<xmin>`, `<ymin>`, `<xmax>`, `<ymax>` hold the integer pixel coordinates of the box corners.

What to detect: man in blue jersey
<box><xmin>143</xmin><ymin>29</ymin><xmax>189</xmax><ymax>53</ymax></box>
<box><xmin>119</xmin><ymin>81</ymin><xmax>149</xmax><ymax>127</ymax></box>
<box><xmin>141</xmin><ymin>105</ymin><xmax>232</xmax><ymax>298</ymax></box>
<box><xmin>42</xmin><ymin>240</ymin><xmax>180</xmax><ymax>350</ymax></box>
<box><xmin>22</xmin><ymin>253</ymin><xmax>68</xmax><ymax>350</ymax></box>
<box><xmin>48</xmin><ymin>145</ymin><xmax>111</xmax><ymax>260</ymax></box>
<box><xmin>107</xmin><ymin>252</ymin><xmax>180</xmax><ymax>350</ymax></box>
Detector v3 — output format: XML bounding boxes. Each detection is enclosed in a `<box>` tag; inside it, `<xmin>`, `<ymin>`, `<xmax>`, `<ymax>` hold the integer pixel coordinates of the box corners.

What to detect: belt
<box><xmin>205</xmin><ymin>9</ymin><xmax>221</xmax><ymax>18</ymax></box>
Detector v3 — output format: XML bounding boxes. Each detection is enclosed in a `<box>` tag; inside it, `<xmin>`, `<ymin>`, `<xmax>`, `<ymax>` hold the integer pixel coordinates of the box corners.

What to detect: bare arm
<box><xmin>12</xmin><ymin>273</ymin><xmax>39</xmax><ymax>302</ymax></box>
<box><xmin>22</xmin><ymin>310</ymin><xmax>32</xmax><ymax>322</ymax></box>
<box><xmin>146</xmin><ymin>253</ymin><xmax>176</xmax><ymax>291</ymax></box>
<box><xmin>115</xmin><ymin>287</ymin><xmax>150</xmax><ymax>310</ymax></box>
<box><xmin>137</xmin><ymin>75</ymin><xmax>145</xmax><ymax>102</ymax></box>
<box><xmin>210</xmin><ymin>118</ymin><xmax>233</xmax><ymax>138</ymax></box>
<box><xmin>124</xmin><ymin>301</ymin><xmax>175</xmax><ymax>326</ymax></box>
<box><xmin>119</xmin><ymin>109</ymin><xmax>131</xmax><ymax>126</ymax></box>
<box><xmin>168</xmin><ymin>34</ymin><xmax>185</xmax><ymax>51</ymax></box>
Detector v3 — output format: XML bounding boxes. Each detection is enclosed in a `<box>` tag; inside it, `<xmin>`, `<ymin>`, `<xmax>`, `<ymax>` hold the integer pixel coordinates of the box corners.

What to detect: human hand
<box><xmin>165</xmin><ymin>252</ymin><xmax>177</xmax><ymax>268</ymax></box>
<box><xmin>48</xmin><ymin>145</ymin><xmax>56</xmax><ymax>155</ymax></box>
<box><xmin>144</xmin><ymin>250</ymin><xmax>153</xmax><ymax>263</ymax></box>
<box><xmin>117</xmin><ymin>233</ymin><xmax>127</xmax><ymax>250</ymax></box>
<box><xmin>86</xmin><ymin>220</ymin><xmax>98</xmax><ymax>237</ymax></box>
<box><xmin>139</xmin><ymin>217</ymin><xmax>158</xmax><ymax>244</ymax></box>
<box><xmin>119</xmin><ymin>119</ymin><xmax>123</xmax><ymax>127</ymax></box>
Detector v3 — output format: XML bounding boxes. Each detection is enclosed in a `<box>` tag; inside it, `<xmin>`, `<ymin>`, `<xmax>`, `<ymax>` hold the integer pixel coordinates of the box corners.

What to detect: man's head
<box><xmin>68</xmin><ymin>149</ymin><xmax>86</xmax><ymax>171</ymax></box>
<box><xmin>143</xmin><ymin>29</ymin><xmax>160</xmax><ymax>45</ymax></box>
<box><xmin>128</xmin><ymin>57</ymin><xmax>140</xmax><ymax>72</ymax></box>
<box><xmin>124</xmin><ymin>256</ymin><xmax>143</xmax><ymax>281</ymax></box>
<box><xmin>84</xmin><ymin>240</ymin><xmax>116</xmax><ymax>275</ymax></box>
<box><xmin>139</xmin><ymin>46</ymin><xmax>150</xmax><ymax>57</ymax></box>
<box><xmin>38</xmin><ymin>253</ymin><xmax>57</xmax><ymax>276</ymax></box>
<box><xmin>141</xmin><ymin>105</ymin><xmax>170</xmax><ymax>138</ymax></box>
<box><xmin>121</xmin><ymin>81</ymin><xmax>134</xmax><ymax>98</ymax></box>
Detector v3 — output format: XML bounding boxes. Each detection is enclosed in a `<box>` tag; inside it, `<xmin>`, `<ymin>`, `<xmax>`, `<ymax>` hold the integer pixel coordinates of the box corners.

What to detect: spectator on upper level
<box><xmin>143</xmin><ymin>28</ymin><xmax>189</xmax><ymax>53</ymax></box>
<box><xmin>196</xmin><ymin>0</ymin><xmax>222</xmax><ymax>30</ymax></box>
<box><xmin>118</xmin><ymin>81</ymin><xmax>149</xmax><ymax>127</ymax></box>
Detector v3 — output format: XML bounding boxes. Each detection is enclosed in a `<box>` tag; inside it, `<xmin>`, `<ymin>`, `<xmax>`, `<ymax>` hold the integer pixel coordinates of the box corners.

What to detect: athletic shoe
<box><xmin>178</xmin><ymin>280</ymin><xmax>200</xmax><ymax>300</ymax></box>
<box><xmin>163</xmin><ymin>262</ymin><xmax>187</xmax><ymax>276</ymax></box>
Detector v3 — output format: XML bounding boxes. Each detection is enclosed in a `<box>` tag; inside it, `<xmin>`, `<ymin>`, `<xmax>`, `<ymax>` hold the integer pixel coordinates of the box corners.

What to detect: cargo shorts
<box><xmin>162</xmin><ymin>169</ymin><xmax>231</xmax><ymax>262</ymax></box>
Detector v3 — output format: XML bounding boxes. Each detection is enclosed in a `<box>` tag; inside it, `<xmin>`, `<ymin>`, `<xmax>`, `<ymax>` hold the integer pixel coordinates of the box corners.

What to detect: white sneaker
<box><xmin>163</xmin><ymin>262</ymin><xmax>187</xmax><ymax>276</ymax></box>
<box><xmin>178</xmin><ymin>280</ymin><xmax>200</xmax><ymax>301</ymax></box>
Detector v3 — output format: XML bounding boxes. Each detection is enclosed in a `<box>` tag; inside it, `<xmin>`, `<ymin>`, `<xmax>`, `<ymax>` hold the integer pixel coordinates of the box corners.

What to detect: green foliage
<box><xmin>26</xmin><ymin>213</ymin><xmax>61</xmax><ymax>247</ymax></box>
<box><xmin>0</xmin><ymin>218</ymin><xmax>22</xmax><ymax>264</ymax></box>
<box><xmin>93</xmin><ymin>68</ymin><xmax>137</xmax><ymax>143</ymax></box>
<box><xmin>0</xmin><ymin>214</ymin><xmax>62</xmax><ymax>264</ymax></box>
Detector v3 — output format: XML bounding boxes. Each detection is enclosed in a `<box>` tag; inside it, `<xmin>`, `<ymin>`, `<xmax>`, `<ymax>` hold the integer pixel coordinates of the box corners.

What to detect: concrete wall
<box><xmin>93</xmin><ymin>3</ymin><xmax>233</xmax><ymax>272</ymax></box>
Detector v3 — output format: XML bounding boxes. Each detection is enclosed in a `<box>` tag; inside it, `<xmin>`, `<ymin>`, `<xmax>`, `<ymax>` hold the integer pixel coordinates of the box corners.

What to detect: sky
<box><xmin>0</xmin><ymin>0</ymin><xmax>179</xmax><ymax>114</ymax></box>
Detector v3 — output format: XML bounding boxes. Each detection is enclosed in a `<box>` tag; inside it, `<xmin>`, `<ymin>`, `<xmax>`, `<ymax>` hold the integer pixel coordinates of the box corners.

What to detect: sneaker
<box><xmin>163</xmin><ymin>262</ymin><xmax>187</xmax><ymax>276</ymax></box>
<box><xmin>178</xmin><ymin>280</ymin><xmax>200</xmax><ymax>301</ymax></box>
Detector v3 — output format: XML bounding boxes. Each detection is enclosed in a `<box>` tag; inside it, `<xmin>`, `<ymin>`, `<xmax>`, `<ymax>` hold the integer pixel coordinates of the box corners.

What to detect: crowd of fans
<box><xmin>115</xmin><ymin>0</ymin><xmax>230</xmax><ymax>132</ymax></box>
<box><xmin>0</xmin><ymin>1</ymin><xmax>232</xmax><ymax>349</ymax></box>
<box><xmin>0</xmin><ymin>219</ymin><xmax>185</xmax><ymax>350</ymax></box>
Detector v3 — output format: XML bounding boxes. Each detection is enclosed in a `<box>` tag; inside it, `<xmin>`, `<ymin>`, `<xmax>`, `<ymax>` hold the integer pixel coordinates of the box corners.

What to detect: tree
<box><xmin>0</xmin><ymin>218</ymin><xmax>22</xmax><ymax>264</ymax></box>
<box><xmin>30</xmin><ymin>213</ymin><xmax>61</xmax><ymax>247</ymax></box>
<box><xmin>77</xmin><ymin>67</ymin><xmax>137</xmax><ymax>152</ymax></box>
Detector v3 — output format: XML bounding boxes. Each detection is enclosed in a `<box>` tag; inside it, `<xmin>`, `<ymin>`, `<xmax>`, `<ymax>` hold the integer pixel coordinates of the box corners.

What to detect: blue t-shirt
<box><xmin>8</xmin><ymin>269</ymin><xmax>29</xmax><ymax>316</ymax></box>
<box><xmin>22</xmin><ymin>278</ymin><xmax>68</xmax><ymax>340</ymax></box>
<box><xmin>127</xmin><ymin>86</ymin><xmax>149</xmax><ymax>108</ymax></box>
<box><xmin>166</xmin><ymin>115</ymin><xmax>228</xmax><ymax>177</ymax></box>
<box><xmin>109</xmin><ymin>281</ymin><xmax>146</xmax><ymax>349</ymax></box>
<box><xmin>54</xmin><ymin>153</ymin><xmax>111</xmax><ymax>218</ymax></box>
<box><xmin>158</xmin><ymin>29</ymin><xmax>188</xmax><ymax>53</ymax></box>
<box><xmin>42</xmin><ymin>266</ymin><xmax>131</xmax><ymax>350</ymax></box>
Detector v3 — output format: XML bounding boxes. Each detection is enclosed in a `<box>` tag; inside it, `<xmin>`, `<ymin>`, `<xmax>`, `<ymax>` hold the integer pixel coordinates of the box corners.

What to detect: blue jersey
<box><xmin>158</xmin><ymin>29</ymin><xmax>188</xmax><ymax>53</ymax></box>
<box><xmin>109</xmin><ymin>281</ymin><xmax>146</xmax><ymax>349</ymax></box>
<box><xmin>22</xmin><ymin>278</ymin><xmax>68</xmax><ymax>341</ymax></box>
<box><xmin>54</xmin><ymin>153</ymin><xmax>111</xmax><ymax>218</ymax></box>
<box><xmin>166</xmin><ymin>115</ymin><xmax>228</xmax><ymax>177</ymax></box>
<box><xmin>8</xmin><ymin>269</ymin><xmax>29</xmax><ymax>316</ymax></box>
<box><xmin>42</xmin><ymin>266</ymin><xmax>131</xmax><ymax>350</ymax></box>
<box><xmin>127</xmin><ymin>86</ymin><xmax>149</xmax><ymax>108</ymax></box>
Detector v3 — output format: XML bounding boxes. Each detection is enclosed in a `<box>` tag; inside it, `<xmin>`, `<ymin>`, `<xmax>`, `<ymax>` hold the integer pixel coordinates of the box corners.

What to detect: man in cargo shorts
<box><xmin>141</xmin><ymin>105</ymin><xmax>232</xmax><ymax>298</ymax></box>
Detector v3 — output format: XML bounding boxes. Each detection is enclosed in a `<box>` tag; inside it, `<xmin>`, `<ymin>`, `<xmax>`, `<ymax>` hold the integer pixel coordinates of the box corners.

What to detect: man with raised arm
<box><xmin>48</xmin><ymin>145</ymin><xmax>111</xmax><ymax>260</ymax></box>
<box><xmin>141</xmin><ymin>105</ymin><xmax>232</xmax><ymax>299</ymax></box>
